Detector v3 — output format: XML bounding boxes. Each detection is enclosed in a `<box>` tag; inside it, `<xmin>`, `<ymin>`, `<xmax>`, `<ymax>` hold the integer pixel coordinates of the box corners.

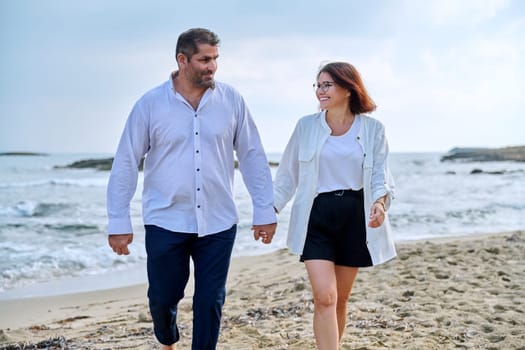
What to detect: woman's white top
<box><xmin>317</xmin><ymin>116</ymin><xmax>363</xmax><ymax>193</ymax></box>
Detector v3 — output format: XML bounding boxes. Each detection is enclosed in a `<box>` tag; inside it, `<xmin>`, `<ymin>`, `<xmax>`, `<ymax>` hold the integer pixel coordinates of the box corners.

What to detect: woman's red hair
<box><xmin>318</xmin><ymin>62</ymin><xmax>376</xmax><ymax>114</ymax></box>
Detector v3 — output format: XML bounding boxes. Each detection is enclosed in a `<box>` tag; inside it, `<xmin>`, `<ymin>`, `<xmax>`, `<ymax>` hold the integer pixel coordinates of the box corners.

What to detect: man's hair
<box><xmin>176</xmin><ymin>28</ymin><xmax>220</xmax><ymax>60</ymax></box>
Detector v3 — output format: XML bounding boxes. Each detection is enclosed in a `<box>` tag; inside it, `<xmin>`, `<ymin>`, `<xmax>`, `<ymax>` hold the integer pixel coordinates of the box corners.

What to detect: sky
<box><xmin>1</xmin><ymin>0</ymin><xmax>524</xmax><ymax>154</ymax></box>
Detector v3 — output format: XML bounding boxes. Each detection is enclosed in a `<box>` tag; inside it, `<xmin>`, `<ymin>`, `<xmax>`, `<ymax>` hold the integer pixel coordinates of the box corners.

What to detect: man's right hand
<box><xmin>108</xmin><ymin>233</ymin><xmax>134</xmax><ymax>255</ymax></box>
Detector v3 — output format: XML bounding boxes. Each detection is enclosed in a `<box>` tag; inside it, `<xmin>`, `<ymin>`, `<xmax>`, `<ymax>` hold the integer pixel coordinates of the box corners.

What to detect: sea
<box><xmin>0</xmin><ymin>152</ymin><xmax>524</xmax><ymax>299</ymax></box>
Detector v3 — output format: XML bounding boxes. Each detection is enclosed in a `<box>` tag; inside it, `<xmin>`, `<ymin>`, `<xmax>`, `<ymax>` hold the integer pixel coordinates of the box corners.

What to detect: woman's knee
<box><xmin>313</xmin><ymin>288</ymin><xmax>338</xmax><ymax>308</ymax></box>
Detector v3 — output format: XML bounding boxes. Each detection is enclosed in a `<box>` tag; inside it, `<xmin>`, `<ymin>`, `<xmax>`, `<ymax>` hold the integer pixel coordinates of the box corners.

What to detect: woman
<box><xmin>273</xmin><ymin>62</ymin><xmax>396</xmax><ymax>349</ymax></box>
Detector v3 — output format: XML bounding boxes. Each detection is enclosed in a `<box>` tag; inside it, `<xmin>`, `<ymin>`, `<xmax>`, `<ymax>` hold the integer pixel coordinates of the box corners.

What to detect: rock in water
<box><xmin>440</xmin><ymin>146</ymin><xmax>525</xmax><ymax>162</ymax></box>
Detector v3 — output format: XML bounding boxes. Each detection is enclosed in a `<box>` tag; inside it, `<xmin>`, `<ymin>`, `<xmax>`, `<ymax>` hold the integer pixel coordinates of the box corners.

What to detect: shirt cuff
<box><xmin>107</xmin><ymin>217</ymin><xmax>133</xmax><ymax>235</ymax></box>
<box><xmin>372</xmin><ymin>187</ymin><xmax>393</xmax><ymax>211</ymax></box>
<box><xmin>252</xmin><ymin>205</ymin><xmax>277</xmax><ymax>225</ymax></box>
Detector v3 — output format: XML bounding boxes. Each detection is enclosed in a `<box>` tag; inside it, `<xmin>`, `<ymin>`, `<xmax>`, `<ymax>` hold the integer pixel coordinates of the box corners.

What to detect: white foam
<box><xmin>0</xmin><ymin>262</ymin><xmax>148</xmax><ymax>300</ymax></box>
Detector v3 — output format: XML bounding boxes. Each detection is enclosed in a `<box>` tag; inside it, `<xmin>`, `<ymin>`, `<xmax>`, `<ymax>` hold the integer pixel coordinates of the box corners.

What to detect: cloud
<box><xmin>403</xmin><ymin>0</ymin><xmax>510</xmax><ymax>26</ymax></box>
<box><xmin>217</xmin><ymin>35</ymin><xmax>401</xmax><ymax>151</ymax></box>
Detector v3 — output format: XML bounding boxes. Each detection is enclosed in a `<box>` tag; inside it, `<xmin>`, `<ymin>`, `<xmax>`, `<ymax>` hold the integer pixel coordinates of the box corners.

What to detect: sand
<box><xmin>1</xmin><ymin>230</ymin><xmax>524</xmax><ymax>349</ymax></box>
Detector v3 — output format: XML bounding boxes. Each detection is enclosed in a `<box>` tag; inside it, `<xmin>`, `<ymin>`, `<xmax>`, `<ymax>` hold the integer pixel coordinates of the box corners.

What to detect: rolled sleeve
<box><xmin>370</xmin><ymin>120</ymin><xmax>395</xmax><ymax>210</ymax></box>
<box><xmin>273</xmin><ymin>123</ymin><xmax>300</xmax><ymax>213</ymax></box>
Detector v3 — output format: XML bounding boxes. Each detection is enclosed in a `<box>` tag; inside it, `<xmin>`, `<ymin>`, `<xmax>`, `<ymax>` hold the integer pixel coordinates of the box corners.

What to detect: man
<box><xmin>106</xmin><ymin>28</ymin><xmax>277</xmax><ymax>350</ymax></box>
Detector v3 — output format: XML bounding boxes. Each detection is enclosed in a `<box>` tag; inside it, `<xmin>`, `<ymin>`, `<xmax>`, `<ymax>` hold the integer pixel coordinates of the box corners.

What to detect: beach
<box><xmin>1</xmin><ymin>230</ymin><xmax>524</xmax><ymax>349</ymax></box>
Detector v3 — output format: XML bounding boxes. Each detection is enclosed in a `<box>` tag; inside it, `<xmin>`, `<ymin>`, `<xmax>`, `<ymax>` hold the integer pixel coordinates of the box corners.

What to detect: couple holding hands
<box><xmin>107</xmin><ymin>28</ymin><xmax>395</xmax><ymax>350</ymax></box>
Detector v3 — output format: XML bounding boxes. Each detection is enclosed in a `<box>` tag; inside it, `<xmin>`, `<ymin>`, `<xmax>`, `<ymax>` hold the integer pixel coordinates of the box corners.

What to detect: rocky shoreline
<box><xmin>440</xmin><ymin>146</ymin><xmax>525</xmax><ymax>162</ymax></box>
<box><xmin>54</xmin><ymin>157</ymin><xmax>138</xmax><ymax>171</ymax></box>
<box><xmin>56</xmin><ymin>145</ymin><xmax>524</xmax><ymax>172</ymax></box>
<box><xmin>56</xmin><ymin>157</ymin><xmax>279</xmax><ymax>171</ymax></box>
<box><xmin>0</xmin><ymin>152</ymin><xmax>48</xmax><ymax>156</ymax></box>
<box><xmin>5</xmin><ymin>146</ymin><xmax>523</xmax><ymax>171</ymax></box>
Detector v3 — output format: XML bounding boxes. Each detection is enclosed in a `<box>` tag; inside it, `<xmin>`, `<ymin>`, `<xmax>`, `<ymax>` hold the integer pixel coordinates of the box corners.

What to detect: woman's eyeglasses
<box><xmin>313</xmin><ymin>81</ymin><xmax>335</xmax><ymax>93</ymax></box>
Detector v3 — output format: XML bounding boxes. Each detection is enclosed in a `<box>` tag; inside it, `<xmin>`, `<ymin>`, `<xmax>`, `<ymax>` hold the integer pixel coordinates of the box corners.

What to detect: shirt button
<box><xmin>196</xmin><ymin>150</ymin><xmax>199</xmax><ymax>153</ymax></box>
<box><xmin>196</xmin><ymin>168</ymin><xmax>200</xmax><ymax>171</ymax></box>
<box><xmin>197</xmin><ymin>205</ymin><xmax>201</xmax><ymax>208</ymax></box>
<box><xmin>195</xmin><ymin>114</ymin><xmax>197</xmax><ymax>117</ymax></box>
<box><xmin>195</xmin><ymin>132</ymin><xmax>199</xmax><ymax>135</ymax></box>
<box><xmin>197</xmin><ymin>188</ymin><xmax>200</xmax><ymax>191</ymax></box>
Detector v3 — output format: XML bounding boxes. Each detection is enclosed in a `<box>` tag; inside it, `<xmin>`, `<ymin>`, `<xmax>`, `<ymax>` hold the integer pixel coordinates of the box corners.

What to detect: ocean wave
<box><xmin>0</xmin><ymin>201</ymin><xmax>71</xmax><ymax>217</ymax></box>
<box><xmin>390</xmin><ymin>205</ymin><xmax>506</xmax><ymax>227</ymax></box>
<box><xmin>0</xmin><ymin>177</ymin><xmax>107</xmax><ymax>189</ymax></box>
<box><xmin>0</xmin><ymin>247</ymin><xmax>147</xmax><ymax>293</ymax></box>
<box><xmin>43</xmin><ymin>223</ymin><xmax>101</xmax><ymax>236</ymax></box>
<box><xmin>0</xmin><ymin>258</ymin><xmax>88</xmax><ymax>292</ymax></box>
<box><xmin>50</xmin><ymin>178</ymin><xmax>108</xmax><ymax>187</ymax></box>
<box><xmin>43</xmin><ymin>223</ymin><xmax>99</xmax><ymax>231</ymax></box>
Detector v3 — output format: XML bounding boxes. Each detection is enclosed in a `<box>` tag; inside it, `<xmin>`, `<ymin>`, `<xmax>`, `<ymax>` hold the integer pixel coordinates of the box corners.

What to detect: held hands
<box><xmin>108</xmin><ymin>233</ymin><xmax>134</xmax><ymax>255</ymax></box>
<box><xmin>368</xmin><ymin>201</ymin><xmax>386</xmax><ymax>228</ymax></box>
<box><xmin>252</xmin><ymin>223</ymin><xmax>277</xmax><ymax>244</ymax></box>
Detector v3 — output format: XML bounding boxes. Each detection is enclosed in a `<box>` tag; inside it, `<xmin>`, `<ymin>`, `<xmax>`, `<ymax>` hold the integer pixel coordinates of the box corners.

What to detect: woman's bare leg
<box><xmin>305</xmin><ymin>260</ymin><xmax>339</xmax><ymax>350</ymax></box>
<box><xmin>334</xmin><ymin>266</ymin><xmax>359</xmax><ymax>341</ymax></box>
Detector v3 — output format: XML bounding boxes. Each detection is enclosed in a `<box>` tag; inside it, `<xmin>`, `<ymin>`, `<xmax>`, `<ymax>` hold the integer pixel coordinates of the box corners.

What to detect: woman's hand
<box><xmin>368</xmin><ymin>201</ymin><xmax>386</xmax><ymax>228</ymax></box>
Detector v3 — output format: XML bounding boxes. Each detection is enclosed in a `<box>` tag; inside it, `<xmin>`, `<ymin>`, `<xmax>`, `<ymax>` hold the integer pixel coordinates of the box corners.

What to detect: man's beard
<box><xmin>191</xmin><ymin>70</ymin><xmax>215</xmax><ymax>89</ymax></box>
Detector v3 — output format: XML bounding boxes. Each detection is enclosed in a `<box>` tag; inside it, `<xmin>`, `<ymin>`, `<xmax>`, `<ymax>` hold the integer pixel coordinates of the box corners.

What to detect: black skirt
<box><xmin>300</xmin><ymin>189</ymin><xmax>373</xmax><ymax>267</ymax></box>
